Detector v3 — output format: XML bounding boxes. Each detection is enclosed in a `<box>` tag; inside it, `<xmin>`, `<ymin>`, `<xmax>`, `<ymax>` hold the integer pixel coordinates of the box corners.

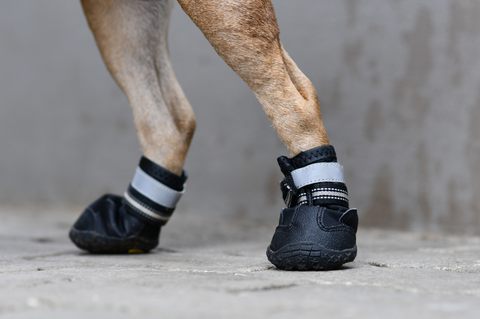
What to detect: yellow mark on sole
<box><xmin>128</xmin><ymin>249</ymin><xmax>144</xmax><ymax>254</ymax></box>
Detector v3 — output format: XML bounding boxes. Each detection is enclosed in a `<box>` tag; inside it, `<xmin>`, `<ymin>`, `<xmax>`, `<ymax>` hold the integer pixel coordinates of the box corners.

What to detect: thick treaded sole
<box><xmin>69</xmin><ymin>227</ymin><xmax>158</xmax><ymax>254</ymax></box>
<box><xmin>267</xmin><ymin>242</ymin><xmax>357</xmax><ymax>270</ymax></box>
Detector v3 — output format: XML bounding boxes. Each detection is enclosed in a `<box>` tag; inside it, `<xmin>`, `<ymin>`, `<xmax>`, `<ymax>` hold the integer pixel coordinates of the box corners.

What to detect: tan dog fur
<box><xmin>81</xmin><ymin>0</ymin><xmax>329</xmax><ymax>175</ymax></box>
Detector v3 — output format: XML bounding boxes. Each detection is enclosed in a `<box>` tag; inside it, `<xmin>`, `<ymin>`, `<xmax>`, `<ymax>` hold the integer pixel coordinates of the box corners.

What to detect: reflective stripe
<box><xmin>124</xmin><ymin>192</ymin><xmax>170</xmax><ymax>222</ymax></box>
<box><xmin>131</xmin><ymin>167</ymin><xmax>184</xmax><ymax>209</ymax></box>
<box><xmin>291</xmin><ymin>162</ymin><xmax>345</xmax><ymax>189</ymax></box>
<box><xmin>312</xmin><ymin>190</ymin><xmax>348</xmax><ymax>200</ymax></box>
<box><xmin>297</xmin><ymin>191</ymin><xmax>348</xmax><ymax>205</ymax></box>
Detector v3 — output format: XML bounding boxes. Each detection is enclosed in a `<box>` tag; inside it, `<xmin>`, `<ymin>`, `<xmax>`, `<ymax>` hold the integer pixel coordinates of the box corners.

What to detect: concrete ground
<box><xmin>1</xmin><ymin>207</ymin><xmax>480</xmax><ymax>319</ymax></box>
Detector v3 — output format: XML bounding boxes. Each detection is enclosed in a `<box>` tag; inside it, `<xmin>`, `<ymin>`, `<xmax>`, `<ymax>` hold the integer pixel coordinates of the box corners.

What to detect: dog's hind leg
<box><xmin>178</xmin><ymin>0</ymin><xmax>358</xmax><ymax>270</ymax></box>
<box><xmin>70</xmin><ymin>0</ymin><xmax>195</xmax><ymax>253</ymax></box>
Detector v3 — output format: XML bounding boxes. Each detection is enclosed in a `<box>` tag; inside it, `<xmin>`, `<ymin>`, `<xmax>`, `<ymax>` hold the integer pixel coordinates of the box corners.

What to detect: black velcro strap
<box><xmin>297</xmin><ymin>182</ymin><xmax>349</xmax><ymax>208</ymax></box>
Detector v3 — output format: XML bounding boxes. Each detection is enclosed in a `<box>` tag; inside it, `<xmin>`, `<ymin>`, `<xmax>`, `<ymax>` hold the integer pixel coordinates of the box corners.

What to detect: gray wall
<box><xmin>1</xmin><ymin>0</ymin><xmax>480</xmax><ymax>234</ymax></box>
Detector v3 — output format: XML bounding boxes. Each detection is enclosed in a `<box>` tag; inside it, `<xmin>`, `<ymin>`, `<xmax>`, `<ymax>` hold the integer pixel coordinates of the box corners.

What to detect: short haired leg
<box><xmin>178</xmin><ymin>0</ymin><xmax>358</xmax><ymax>270</ymax></box>
<box><xmin>70</xmin><ymin>0</ymin><xmax>194</xmax><ymax>253</ymax></box>
<box><xmin>178</xmin><ymin>0</ymin><xmax>327</xmax><ymax>156</ymax></box>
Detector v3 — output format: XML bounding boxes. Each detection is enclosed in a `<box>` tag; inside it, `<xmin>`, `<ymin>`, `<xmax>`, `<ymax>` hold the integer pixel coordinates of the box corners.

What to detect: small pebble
<box><xmin>37</xmin><ymin>268</ymin><xmax>44</xmax><ymax>271</ymax></box>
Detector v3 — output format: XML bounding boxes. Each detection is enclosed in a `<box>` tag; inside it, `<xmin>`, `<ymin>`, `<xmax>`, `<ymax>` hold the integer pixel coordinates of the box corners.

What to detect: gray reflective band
<box><xmin>291</xmin><ymin>162</ymin><xmax>345</xmax><ymax>189</ymax></box>
<box><xmin>131</xmin><ymin>167</ymin><xmax>184</xmax><ymax>209</ymax></box>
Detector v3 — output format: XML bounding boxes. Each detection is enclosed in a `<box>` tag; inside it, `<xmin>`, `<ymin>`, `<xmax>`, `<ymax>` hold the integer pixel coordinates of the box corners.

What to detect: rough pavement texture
<box><xmin>1</xmin><ymin>208</ymin><xmax>480</xmax><ymax>319</ymax></box>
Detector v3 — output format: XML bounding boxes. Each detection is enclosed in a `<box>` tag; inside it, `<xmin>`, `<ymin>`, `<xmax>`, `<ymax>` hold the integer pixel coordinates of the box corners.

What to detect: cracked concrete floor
<box><xmin>1</xmin><ymin>207</ymin><xmax>480</xmax><ymax>319</ymax></box>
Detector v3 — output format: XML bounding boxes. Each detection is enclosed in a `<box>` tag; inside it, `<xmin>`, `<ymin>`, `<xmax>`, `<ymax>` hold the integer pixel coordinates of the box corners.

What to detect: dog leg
<box><xmin>70</xmin><ymin>0</ymin><xmax>194</xmax><ymax>253</ymax></box>
<box><xmin>82</xmin><ymin>0</ymin><xmax>195</xmax><ymax>174</ymax></box>
<box><xmin>178</xmin><ymin>0</ymin><xmax>327</xmax><ymax>156</ymax></box>
<box><xmin>178</xmin><ymin>0</ymin><xmax>358</xmax><ymax>270</ymax></box>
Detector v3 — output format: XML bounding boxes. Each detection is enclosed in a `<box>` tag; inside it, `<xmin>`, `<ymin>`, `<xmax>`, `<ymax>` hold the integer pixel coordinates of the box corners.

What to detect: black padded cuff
<box><xmin>139</xmin><ymin>156</ymin><xmax>187</xmax><ymax>191</ymax></box>
<box><xmin>292</xmin><ymin>145</ymin><xmax>337</xmax><ymax>167</ymax></box>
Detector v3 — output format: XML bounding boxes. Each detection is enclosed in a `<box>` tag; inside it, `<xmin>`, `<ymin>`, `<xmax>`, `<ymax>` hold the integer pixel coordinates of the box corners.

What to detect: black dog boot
<box><xmin>267</xmin><ymin>145</ymin><xmax>358</xmax><ymax>270</ymax></box>
<box><xmin>69</xmin><ymin>156</ymin><xmax>186</xmax><ymax>253</ymax></box>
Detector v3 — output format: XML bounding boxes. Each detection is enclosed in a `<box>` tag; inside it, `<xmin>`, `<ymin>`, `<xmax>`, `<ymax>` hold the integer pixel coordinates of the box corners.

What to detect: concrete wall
<box><xmin>1</xmin><ymin>0</ymin><xmax>480</xmax><ymax>234</ymax></box>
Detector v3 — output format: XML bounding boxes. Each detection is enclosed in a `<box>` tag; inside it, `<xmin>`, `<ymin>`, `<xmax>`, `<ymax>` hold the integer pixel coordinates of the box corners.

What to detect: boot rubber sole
<box><xmin>267</xmin><ymin>242</ymin><xmax>357</xmax><ymax>270</ymax></box>
<box><xmin>69</xmin><ymin>227</ymin><xmax>158</xmax><ymax>254</ymax></box>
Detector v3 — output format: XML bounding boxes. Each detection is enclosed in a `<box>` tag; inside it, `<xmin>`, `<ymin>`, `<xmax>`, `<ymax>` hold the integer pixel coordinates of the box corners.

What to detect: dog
<box><xmin>69</xmin><ymin>0</ymin><xmax>358</xmax><ymax>271</ymax></box>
